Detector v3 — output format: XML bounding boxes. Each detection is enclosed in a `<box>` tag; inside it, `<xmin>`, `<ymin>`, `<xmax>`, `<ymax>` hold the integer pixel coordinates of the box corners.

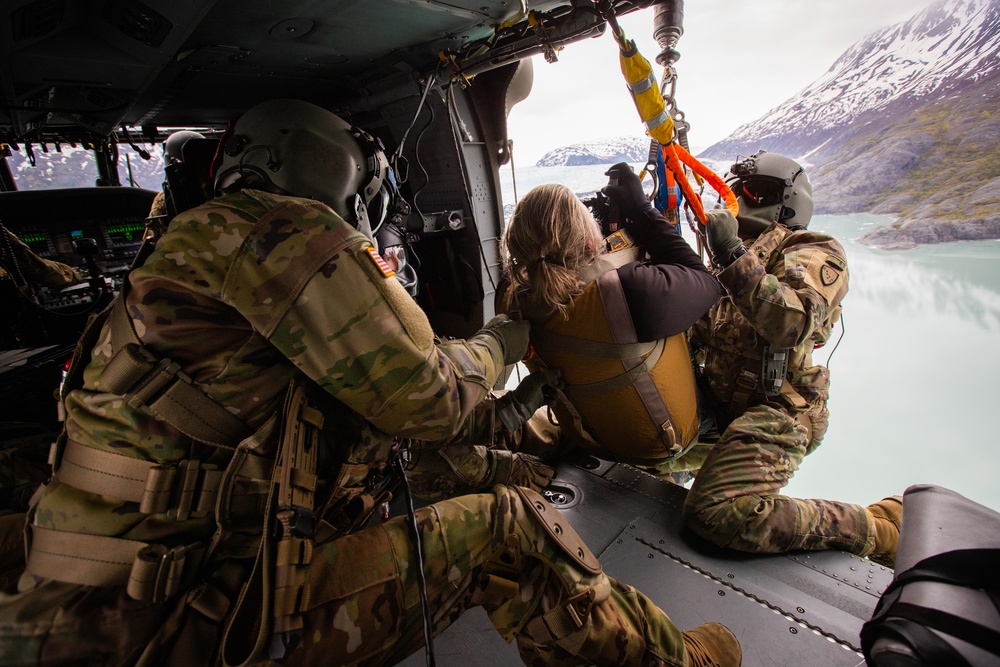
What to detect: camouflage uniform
<box><xmin>685</xmin><ymin>221</ymin><xmax>876</xmax><ymax>556</ymax></box>
<box><xmin>0</xmin><ymin>190</ymin><xmax>688</xmax><ymax>666</ymax></box>
<box><xmin>405</xmin><ymin>404</ymin><xmax>561</xmax><ymax>501</ymax></box>
<box><xmin>0</xmin><ymin>226</ymin><xmax>83</xmax><ymax>289</ymax></box>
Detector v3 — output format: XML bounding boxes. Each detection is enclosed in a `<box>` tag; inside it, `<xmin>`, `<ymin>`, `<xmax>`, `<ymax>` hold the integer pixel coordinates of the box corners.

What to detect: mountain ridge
<box><xmin>535</xmin><ymin>136</ymin><xmax>648</xmax><ymax>167</ymax></box>
<box><xmin>697</xmin><ymin>0</ymin><xmax>1000</xmax><ymax>246</ymax></box>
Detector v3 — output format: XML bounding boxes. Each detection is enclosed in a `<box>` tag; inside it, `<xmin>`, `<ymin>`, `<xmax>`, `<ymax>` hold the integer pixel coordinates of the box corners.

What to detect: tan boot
<box><xmin>866</xmin><ymin>496</ymin><xmax>903</xmax><ymax>568</ymax></box>
<box><xmin>681</xmin><ymin>622</ymin><xmax>742</xmax><ymax>667</ymax></box>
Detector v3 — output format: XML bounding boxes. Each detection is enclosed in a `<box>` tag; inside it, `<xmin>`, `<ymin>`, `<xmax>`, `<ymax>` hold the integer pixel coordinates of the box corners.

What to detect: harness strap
<box><xmin>55</xmin><ymin>438</ymin><xmax>271</xmax><ymax>523</ymax></box>
<box><xmin>58</xmin><ymin>438</ymin><xmax>221</xmax><ymax>520</ymax></box>
<box><xmin>522</xmin><ymin>578</ymin><xmax>612</xmax><ymax>652</ymax></box>
<box><xmin>26</xmin><ymin>525</ymin><xmax>205</xmax><ymax>603</ymax></box>
<box><xmin>530</xmin><ymin>327</ymin><xmax>659</xmax><ymax>360</ymax></box>
<box><xmin>102</xmin><ymin>297</ymin><xmax>251</xmax><ymax>448</ymax></box>
<box><xmin>270</xmin><ymin>381</ymin><xmax>323</xmax><ymax>657</ymax></box>
<box><xmin>562</xmin><ymin>338</ymin><xmax>666</xmax><ymax>399</ymax></box>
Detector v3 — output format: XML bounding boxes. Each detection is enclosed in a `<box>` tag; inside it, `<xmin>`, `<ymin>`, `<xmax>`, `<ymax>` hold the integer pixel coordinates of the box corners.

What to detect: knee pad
<box><xmin>477</xmin><ymin>485</ymin><xmax>610</xmax><ymax>651</ymax></box>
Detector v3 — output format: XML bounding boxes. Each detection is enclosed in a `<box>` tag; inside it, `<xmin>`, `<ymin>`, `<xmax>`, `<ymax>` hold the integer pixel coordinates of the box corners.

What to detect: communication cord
<box><xmin>393</xmin><ymin>443</ymin><xmax>436</xmax><ymax>667</ymax></box>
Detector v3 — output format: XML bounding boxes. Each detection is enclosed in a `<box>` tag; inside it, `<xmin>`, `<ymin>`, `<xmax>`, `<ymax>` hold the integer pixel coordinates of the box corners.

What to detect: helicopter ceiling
<box><xmin>0</xmin><ymin>0</ymin><xmax>653</xmax><ymax>144</ymax></box>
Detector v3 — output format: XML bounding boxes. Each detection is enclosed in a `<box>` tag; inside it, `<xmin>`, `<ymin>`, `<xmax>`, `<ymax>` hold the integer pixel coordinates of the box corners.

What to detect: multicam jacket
<box><xmin>31</xmin><ymin>189</ymin><xmax>507</xmax><ymax>559</ymax></box>
<box><xmin>689</xmin><ymin>222</ymin><xmax>849</xmax><ymax>451</ymax></box>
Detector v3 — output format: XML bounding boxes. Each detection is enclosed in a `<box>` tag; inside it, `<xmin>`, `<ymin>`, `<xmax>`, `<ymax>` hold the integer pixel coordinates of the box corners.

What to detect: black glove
<box><xmin>487</xmin><ymin>450</ymin><xmax>555</xmax><ymax>492</ymax></box>
<box><xmin>495</xmin><ymin>368</ymin><xmax>563</xmax><ymax>434</ymax></box>
<box><xmin>478</xmin><ymin>316</ymin><xmax>530</xmax><ymax>366</ymax></box>
<box><xmin>603</xmin><ymin>162</ymin><xmax>655</xmax><ymax>224</ymax></box>
<box><xmin>705</xmin><ymin>209</ymin><xmax>744</xmax><ymax>266</ymax></box>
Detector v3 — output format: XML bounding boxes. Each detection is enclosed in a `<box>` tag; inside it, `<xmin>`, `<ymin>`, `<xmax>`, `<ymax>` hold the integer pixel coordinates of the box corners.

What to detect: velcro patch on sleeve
<box><xmin>366</xmin><ymin>247</ymin><xmax>396</xmax><ymax>278</ymax></box>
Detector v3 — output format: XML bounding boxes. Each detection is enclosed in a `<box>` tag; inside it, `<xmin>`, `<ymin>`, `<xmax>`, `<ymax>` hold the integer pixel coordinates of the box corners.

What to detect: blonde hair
<box><xmin>501</xmin><ymin>183</ymin><xmax>604</xmax><ymax>317</ymax></box>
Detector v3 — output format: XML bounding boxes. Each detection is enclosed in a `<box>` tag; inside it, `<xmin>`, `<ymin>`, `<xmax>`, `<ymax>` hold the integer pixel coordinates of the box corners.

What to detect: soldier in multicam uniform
<box><xmin>687</xmin><ymin>150</ymin><xmax>902</xmax><ymax>566</ymax></box>
<box><xmin>0</xmin><ymin>224</ymin><xmax>83</xmax><ymax>347</ymax></box>
<box><xmin>0</xmin><ymin>99</ymin><xmax>740</xmax><ymax>667</ymax></box>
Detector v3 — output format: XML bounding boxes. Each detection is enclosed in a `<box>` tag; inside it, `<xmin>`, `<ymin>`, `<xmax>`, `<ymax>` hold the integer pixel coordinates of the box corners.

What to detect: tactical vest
<box><xmin>521</xmin><ymin>247</ymin><xmax>699</xmax><ymax>466</ymax></box>
<box><xmin>694</xmin><ymin>223</ymin><xmax>847</xmax><ymax>448</ymax></box>
<box><xmin>17</xmin><ymin>192</ymin><xmax>398</xmax><ymax>665</ymax></box>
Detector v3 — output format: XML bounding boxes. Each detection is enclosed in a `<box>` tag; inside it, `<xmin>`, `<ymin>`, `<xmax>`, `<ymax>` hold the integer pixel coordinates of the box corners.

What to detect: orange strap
<box><xmin>660</xmin><ymin>142</ymin><xmax>739</xmax><ymax>224</ymax></box>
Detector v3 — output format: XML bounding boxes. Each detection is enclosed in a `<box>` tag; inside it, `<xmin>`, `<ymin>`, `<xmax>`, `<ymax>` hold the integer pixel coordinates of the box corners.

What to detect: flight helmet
<box><xmin>214</xmin><ymin>99</ymin><xmax>397</xmax><ymax>239</ymax></box>
<box><xmin>163</xmin><ymin>130</ymin><xmax>205</xmax><ymax>164</ymax></box>
<box><xmin>728</xmin><ymin>150</ymin><xmax>813</xmax><ymax>229</ymax></box>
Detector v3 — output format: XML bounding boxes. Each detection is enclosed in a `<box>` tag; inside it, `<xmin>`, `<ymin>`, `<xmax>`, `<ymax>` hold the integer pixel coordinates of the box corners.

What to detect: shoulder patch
<box><xmin>820</xmin><ymin>262</ymin><xmax>841</xmax><ymax>287</ymax></box>
<box><xmin>366</xmin><ymin>247</ymin><xmax>396</xmax><ymax>278</ymax></box>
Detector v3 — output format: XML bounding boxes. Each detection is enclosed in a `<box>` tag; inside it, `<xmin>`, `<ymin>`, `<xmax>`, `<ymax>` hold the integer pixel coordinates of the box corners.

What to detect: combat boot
<box><xmin>681</xmin><ymin>622</ymin><xmax>742</xmax><ymax>667</ymax></box>
<box><xmin>866</xmin><ymin>496</ymin><xmax>903</xmax><ymax>568</ymax></box>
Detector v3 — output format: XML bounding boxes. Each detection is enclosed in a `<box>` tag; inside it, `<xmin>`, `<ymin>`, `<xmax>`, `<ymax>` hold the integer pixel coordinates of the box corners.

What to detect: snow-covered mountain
<box><xmin>702</xmin><ymin>0</ymin><xmax>1000</xmax><ymax>161</ymax></box>
<box><xmin>697</xmin><ymin>0</ymin><xmax>1000</xmax><ymax>243</ymax></box>
<box><xmin>536</xmin><ymin>136</ymin><xmax>649</xmax><ymax>167</ymax></box>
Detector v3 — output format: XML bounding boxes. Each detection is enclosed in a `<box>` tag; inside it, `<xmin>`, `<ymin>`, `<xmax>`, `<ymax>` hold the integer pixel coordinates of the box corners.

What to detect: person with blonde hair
<box><xmin>500</xmin><ymin>165</ymin><xmax>722</xmax><ymax>467</ymax></box>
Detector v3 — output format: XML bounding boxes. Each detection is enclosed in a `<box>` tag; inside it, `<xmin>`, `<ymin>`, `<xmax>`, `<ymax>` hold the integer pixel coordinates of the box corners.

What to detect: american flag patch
<box><xmin>366</xmin><ymin>246</ymin><xmax>396</xmax><ymax>277</ymax></box>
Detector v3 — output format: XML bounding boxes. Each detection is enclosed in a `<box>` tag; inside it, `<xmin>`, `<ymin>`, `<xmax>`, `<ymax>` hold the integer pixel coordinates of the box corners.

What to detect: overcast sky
<box><xmin>505</xmin><ymin>0</ymin><xmax>941</xmax><ymax>166</ymax></box>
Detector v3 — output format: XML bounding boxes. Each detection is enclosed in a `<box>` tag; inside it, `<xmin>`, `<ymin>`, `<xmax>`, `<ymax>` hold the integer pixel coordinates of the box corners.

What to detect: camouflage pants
<box><xmin>286</xmin><ymin>486</ymin><xmax>687</xmax><ymax>666</ymax></box>
<box><xmin>683</xmin><ymin>404</ymin><xmax>875</xmax><ymax>555</ymax></box>
<box><xmin>0</xmin><ymin>487</ymin><xmax>687</xmax><ymax>667</ymax></box>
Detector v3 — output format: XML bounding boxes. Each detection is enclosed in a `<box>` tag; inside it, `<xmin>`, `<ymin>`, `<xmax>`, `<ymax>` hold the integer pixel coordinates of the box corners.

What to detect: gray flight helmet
<box><xmin>214</xmin><ymin>99</ymin><xmax>393</xmax><ymax>240</ymax></box>
<box><xmin>728</xmin><ymin>150</ymin><xmax>814</xmax><ymax>230</ymax></box>
<box><xmin>163</xmin><ymin>130</ymin><xmax>205</xmax><ymax>164</ymax></box>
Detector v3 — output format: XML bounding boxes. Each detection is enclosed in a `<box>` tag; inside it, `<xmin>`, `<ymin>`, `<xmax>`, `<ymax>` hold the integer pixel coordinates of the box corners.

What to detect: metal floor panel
<box><xmin>395</xmin><ymin>457</ymin><xmax>892</xmax><ymax>666</ymax></box>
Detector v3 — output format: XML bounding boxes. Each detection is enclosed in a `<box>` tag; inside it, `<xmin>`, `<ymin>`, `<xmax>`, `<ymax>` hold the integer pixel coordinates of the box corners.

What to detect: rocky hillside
<box><xmin>536</xmin><ymin>136</ymin><xmax>648</xmax><ymax>166</ymax></box>
<box><xmin>699</xmin><ymin>0</ymin><xmax>1000</xmax><ymax>247</ymax></box>
<box><xmin>811</xmin><ymin>73</ymin><xmax>1000</xmax><ymax>248</ymax></box>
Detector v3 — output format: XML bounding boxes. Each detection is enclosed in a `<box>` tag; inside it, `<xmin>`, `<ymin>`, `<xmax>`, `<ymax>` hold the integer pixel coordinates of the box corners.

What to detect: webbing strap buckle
<box><xmin>126</xmin><ymin>356</ymin><xmax>187</xmax><ymax>410</ymax></box>
<box><xmin>127</xmin><ymin>543</ymin><xmax>200</xmax><ymax>603</ymax></box>
<box><xmin>275</xmin><ymin>506</ymin><xmax>316</xmax><ymax>539</ymax></box>
<box><xmin>735</xmin><ymin>368</ymin><xmax>759</xmax><ymax>391</ymax></box>
<box><xmin>141</xmin><ymin>459</ymin><xmax>221</xmax><ymax>521</ymax></box>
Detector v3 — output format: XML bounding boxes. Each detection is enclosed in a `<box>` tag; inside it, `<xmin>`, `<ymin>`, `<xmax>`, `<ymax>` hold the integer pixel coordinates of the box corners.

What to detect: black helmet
<box><xmin>728</xmin><ymin>150</ymin><xmax>813</xmax><ymax>229</ymax></box>
<box><xmin>214</xmin><ymin>99</ymin><xmax>397</xmax><ymax>239</ymax></box>
<box><xmin>163</xmin><ymin>130</ymin><xmax>205</xmax><ymax>165</ymax></box>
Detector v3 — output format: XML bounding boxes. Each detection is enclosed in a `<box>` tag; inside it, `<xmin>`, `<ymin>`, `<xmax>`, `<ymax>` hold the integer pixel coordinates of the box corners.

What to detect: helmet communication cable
<box><xmin>393</xmin><ymin>439</ymin><xmax>437</xmax><ymax>667</ymax></box>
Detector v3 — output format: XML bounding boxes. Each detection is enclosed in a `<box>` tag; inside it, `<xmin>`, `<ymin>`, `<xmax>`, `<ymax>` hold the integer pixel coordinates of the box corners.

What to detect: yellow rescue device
<box><xmin>608</xmin><ymin>19</ymin><xmax>738</xmax><ymax>224</ymax></box>
<box><xmin>616</xmin><ymin>34</ymin><xmax>674</xmax><ymax>146</ymax></box>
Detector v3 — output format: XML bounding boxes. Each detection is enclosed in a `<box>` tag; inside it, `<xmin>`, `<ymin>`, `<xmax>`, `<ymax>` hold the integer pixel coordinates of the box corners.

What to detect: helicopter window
<box><xmin>4</xmin><ymin>144</ymin><xmax>165</xmax><ymax>191</ymax></box>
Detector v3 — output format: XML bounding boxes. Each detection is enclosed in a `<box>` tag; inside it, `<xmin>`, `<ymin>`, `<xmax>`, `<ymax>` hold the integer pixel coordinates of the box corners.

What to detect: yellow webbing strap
<box><xmin>102</xmin><ymin>294</ymin><xmax>252</xmax><ymax>449</ymax></box>
<box><xmin>25</xmin><ymin>525</ymin><xmax>204</xmax><ymax>602</ymax></box>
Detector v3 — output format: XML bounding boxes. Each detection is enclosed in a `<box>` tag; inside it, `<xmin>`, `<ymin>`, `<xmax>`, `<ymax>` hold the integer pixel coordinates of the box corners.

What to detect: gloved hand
<box><xmin>478</xmin><ymin>315</ymin><xmax>530</xmax><ymax>366</ymax></box>
<box><xmin>495</xmin><ymin>368</ymin><xmax>563</xmax><ymax>433</ymax></box>
<box><xmin>705</xmin><ymin>209</ymin><xmax>744</xmax><ymax>266</ymax></box>
<box><xmin>603</xmin><ymin>162</ymin><xmax>655</xmax><ymax>224</ymax></box>
<box><xmin>488</xmin><ymin>450</ymin><xmax>555</xmax><ymax>492</ymax></box>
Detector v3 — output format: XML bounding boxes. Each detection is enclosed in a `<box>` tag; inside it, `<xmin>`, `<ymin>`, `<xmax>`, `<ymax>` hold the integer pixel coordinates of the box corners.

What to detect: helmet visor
<box><xmin>737</xmin><ymin>176</ymin><xmax>785</xmax><ymax>208</ymax></box>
